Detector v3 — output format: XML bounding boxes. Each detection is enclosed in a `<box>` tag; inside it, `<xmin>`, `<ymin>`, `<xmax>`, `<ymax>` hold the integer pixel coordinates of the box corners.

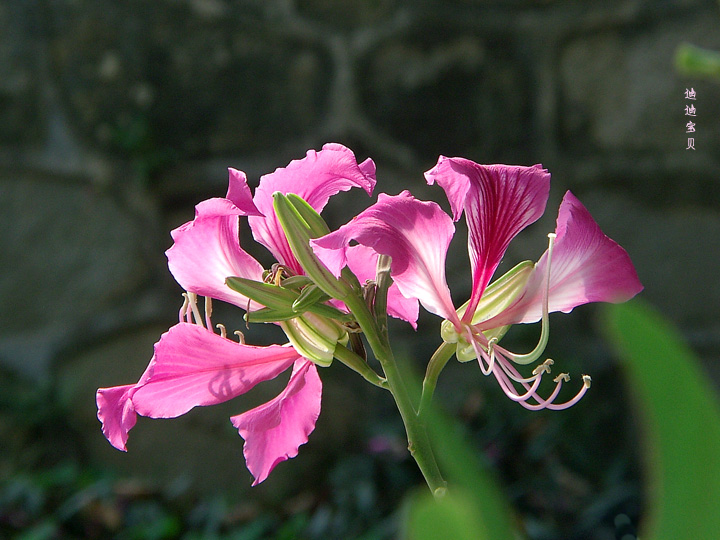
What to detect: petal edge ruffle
<box><xmin>231</xmin><ymin>359</ymin><xmax>322</xmax><ymax>485</ymax></box>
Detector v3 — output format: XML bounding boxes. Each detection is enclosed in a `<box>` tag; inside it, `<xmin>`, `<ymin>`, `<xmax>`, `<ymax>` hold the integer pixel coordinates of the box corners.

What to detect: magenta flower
<box><xmin>312</xmin><ymin>157</ymin><xmax>643</xmax><ymax>410</ymax></box>
<box><xmin>96</xmin><ymin>143</ymin><xmax>409</xmax><ymax>484</ymax></box>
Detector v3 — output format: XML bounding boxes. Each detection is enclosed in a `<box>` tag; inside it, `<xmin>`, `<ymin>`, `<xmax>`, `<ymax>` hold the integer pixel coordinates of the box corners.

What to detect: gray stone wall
<box><xmin>2</xmin><ymin>0</ymin><xmax>720</xmax><ymax>499</ymax></box>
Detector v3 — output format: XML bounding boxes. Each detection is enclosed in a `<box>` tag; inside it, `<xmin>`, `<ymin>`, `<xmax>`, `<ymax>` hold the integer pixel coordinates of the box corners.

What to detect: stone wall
<box><xmin>2</xmin><ymin>0</ymin><xmax>720</xmax><ymax>501</ymax></box>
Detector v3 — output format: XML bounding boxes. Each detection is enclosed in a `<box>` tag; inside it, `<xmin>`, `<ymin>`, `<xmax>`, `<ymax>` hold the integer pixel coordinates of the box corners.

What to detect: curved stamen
<box><xmin>495</xmin><ymin>349</ymin><xmax>553</xmax><ymax>384</ymax></box>
<box><xmin>498</xmin><ymin>366</ymin><xmax>545</xmax><ymax>402</ymax></box>
<box><xmin>234</xmin><ymin>330</ymin><xmax>246</xmax><ymax>344</ymax></box>
<box><xmin>490</xmin><ymin>364</ymin><xmax>546</xmax><ymax>406</ymax></box>
<box><xmin>490</xmin><ymin>357</ymin><xmax>590</xmax><ymax>411</ymax></box>
<box><xmin>546</xmin><ymin>375</ymin><xmax>591</xmax><ymax>411</ymax></box>
<box><xmin>485</xmin><ymin>336</ymin><xmax>499</xmax><ymax>375</ymax></box>
<box><xmin>518</xmin><ymin>375</ymin><xmax>565</xmax><ymax>410</ymax></box>
<box><xmin>204</xmin><ymin>296</ymin><xmax>213</xmax><ymax>330</ymax></box>
<box><xmin>502</xmin><ymin>232</ymin><xmax>556</xmax><ymax>365</ymax></box>
<box><xmin>186</xmin><ymin>292</ymin><xmax>204</xmax><ymax>327</ymax></box>
<box><xmin>477</xmin><ymin>336</ymin><xmax>498</xmax><ymax>376</ymax></box>
<box><xmin>464</xmin><ymin>328</ymin><xmax>494</xmax><ymax>374</ymax></box>
<box><xmin>179</xmin><ymin>293</ymin><xmax>190</xmax><ymax>323</ymax></box>
<box><xmin>216</xmin><ymin>323</ymin><xmax>227</xmax><ymax>339</ymax></box>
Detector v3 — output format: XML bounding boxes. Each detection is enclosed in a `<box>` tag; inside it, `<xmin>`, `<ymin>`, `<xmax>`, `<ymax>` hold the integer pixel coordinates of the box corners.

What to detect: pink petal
<box><xmin>312</xmin><ymin>191</ymin><xmax>457</xmax><ymax>322</ymax></box>
<box><xmin>231</xmin><ymin>359</ymin><xmax>322</xmax><ymax>485</ymax></box>
<box><xmin>425</xmin><ymin>158</ymin><xmax>550</xmax><ymax>316</ymax></box>
<box><xmin>96</xmin><ymin>384</ymin><xmax>137</xmax><ymax>451</ymax></box>
<box><xmin>249</xmin><ymin>143</ymin><xmax>377</xmax><ymax>273</ymax></box>
<box><xmin>345</xmin><ymin>244</ymin><xmax>419</xmax><ymax>328</ymax></box>
<box><xmin>226</xmin><ymin>168</ymin><xmax>262</xmax><ymax>216</ymax></box>
<box><xmin>131</xmin><ymin>323</ymin><xmax>300</xmax><ymax>418</ymax></box>
<box><xmin>481</xmin><ymin>191</ymin><xmax>643</xmax><ymax>327</ymax></box>
<box><xmin>97</xmin><ymin>357</ymin><xmax>158</xmax><ymax>451</ymax></box>
<box><xmin>166</xmin><ymin>198</ymin><xmax>265</xmax><ymax>309</ymax></box>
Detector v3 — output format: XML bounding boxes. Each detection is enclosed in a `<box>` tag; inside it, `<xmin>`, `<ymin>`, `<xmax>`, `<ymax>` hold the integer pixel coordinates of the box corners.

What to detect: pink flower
<box><xmin>312</xmin><ymin>157</ymin><xmax>643</xmax><ymax>410</ymax></box>
<box><xmin>97</xmin><ymin>144</ymin><xmax>395</xmax><ymax>484</ymax></box>
<box><xmin>97</xmin><ymin>321</ymin><xmax>316</xmax><ymax>485</ymax></box>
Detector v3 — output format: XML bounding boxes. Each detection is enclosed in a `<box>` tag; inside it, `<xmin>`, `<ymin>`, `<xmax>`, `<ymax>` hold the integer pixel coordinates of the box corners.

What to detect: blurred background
<box><xmin>1</xmin><ymin>1</ymin><xmax>719</xmax><ymax>539</ymax></box>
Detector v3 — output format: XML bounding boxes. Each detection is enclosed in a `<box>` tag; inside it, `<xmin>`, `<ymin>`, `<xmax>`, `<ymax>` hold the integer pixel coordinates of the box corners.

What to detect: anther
<box><xmin>553</xmin><ymin>373</ymin><xmax>570</xmax><ymax>383</ymax></box>
<box><xmin>216</xmin><ymin>324</ymin><xmax>227</xmax><ymax>339</ymax></box>
<box><xmin>582</xmin><ymin>374</ymin><xmax>592</xmax><ymax>388</ymax></box>
<box><xmin>234</xmin><ymin>330</ymin><xmax>246</xmax><ymax>344</ymax></box>
<box><xmin>532</xmin><ymin>358</ymin><xmax>554</xmax><ymax>376</ymax></box>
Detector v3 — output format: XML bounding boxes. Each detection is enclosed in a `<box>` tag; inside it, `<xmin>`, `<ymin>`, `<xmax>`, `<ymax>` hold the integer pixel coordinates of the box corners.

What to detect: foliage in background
<box><xmin>602</xmin><ymin>300</ymin><xmax>720</xmax><ymax>540</ymax></box>
<box><xmin>675</xmin><ymin>43</ymin><xmax>720</xmax><ymax>81</ymax></box>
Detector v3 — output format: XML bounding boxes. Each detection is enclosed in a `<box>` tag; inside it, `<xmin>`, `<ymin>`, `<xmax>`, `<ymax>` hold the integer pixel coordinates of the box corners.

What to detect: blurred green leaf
<box><xmin>402</xmin><ymin>405</ymin><xmax>520</xmax><ymax>540</ymax></box>
<box><xmin>675</xmin><ymin>43</ymin><xmax>720</xmax><ymax>81</ymax></box>
<box><xmin>602</xmin><ymin>300</ymin><xmax>720</xmax><ymax>540</ymax></box>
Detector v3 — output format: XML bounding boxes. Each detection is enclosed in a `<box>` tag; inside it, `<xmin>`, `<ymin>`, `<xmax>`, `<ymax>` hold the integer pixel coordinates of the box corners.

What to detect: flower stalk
<box><xmin>343</xmin><ymin>290</ymin><xmax>448</xmax><ymax>497</ymax></box>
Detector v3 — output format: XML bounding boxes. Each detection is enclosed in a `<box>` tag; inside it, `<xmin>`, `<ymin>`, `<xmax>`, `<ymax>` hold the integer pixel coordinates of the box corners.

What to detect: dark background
<box><xmin>2</xmin><ymin>1</ymin><xmax>719</xmax><ymax>539</ymax></box>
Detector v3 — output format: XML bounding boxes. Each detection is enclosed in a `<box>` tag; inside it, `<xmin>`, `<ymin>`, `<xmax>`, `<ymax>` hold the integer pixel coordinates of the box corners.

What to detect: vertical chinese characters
<box><xmin>685</xmin><ymin>87</ymin><xmax>697</xmax><ymax>150</ymax></box>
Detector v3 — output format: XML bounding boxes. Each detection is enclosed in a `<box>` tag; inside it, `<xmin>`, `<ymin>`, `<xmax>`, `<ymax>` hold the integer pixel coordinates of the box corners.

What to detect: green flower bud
<box><xmin>273</xmin><ymin>192</ymin><xmax>351</xmax><ymax>300</ymax></box>
<box><xmin>280</xmin><ymin>313</ymin><xmax>349</xmax><ymax>367</ymax></box>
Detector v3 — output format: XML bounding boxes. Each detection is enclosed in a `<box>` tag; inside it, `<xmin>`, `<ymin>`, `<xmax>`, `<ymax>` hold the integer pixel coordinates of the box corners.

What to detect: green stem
<box><xmin>374</xmin><ymin>255</ymin><xmax>392</xmax><ymax>339</ymax></box>
<box><xmin>418</xmin><ymin>341</ymin><xmax>456</xmax><ymax>419</ymax></box>
<box><xmin>343</xmin><ymin>293</ymin><xmax>447</xmax><ymax>497</ymax></box>
<box><xmin>333</xmin><ymin>343</ymin><xmax>388</xmax><ymax>390</ymax></box>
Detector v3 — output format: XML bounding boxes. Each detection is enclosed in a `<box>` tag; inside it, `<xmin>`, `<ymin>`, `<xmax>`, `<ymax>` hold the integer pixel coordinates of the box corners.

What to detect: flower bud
<box><xmin>273</xmin><ymin>193</ymin><xmax>351</xmax><ymax>300</ymax></box>
<box><xmin>280</xmin><ymin>313</ymin><xmax>349</xmax><ymax>367</ymax></box>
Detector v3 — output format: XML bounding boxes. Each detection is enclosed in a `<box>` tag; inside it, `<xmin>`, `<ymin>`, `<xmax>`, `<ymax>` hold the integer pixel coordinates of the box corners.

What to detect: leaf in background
<box><xmin>602</xmin><ymin>300</ymin><xmax>720</xmax><ymax>540</ymax></box>
<box><xmin>402</xmin><ymin>404</ymin><xmax>520</xmax><ymax>540</ymax></box>
<box><xmin>675</xmin><ymin>43</ymin><xmax>720</xmax><ymax>81</ymax></box>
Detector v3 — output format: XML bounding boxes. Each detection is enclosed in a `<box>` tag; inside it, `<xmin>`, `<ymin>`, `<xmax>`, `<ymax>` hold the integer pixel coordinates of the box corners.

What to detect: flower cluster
<box><xmin>97</xmin><ymin>144</ymin><xmax>642</xmax><ymax>485</ymax></box>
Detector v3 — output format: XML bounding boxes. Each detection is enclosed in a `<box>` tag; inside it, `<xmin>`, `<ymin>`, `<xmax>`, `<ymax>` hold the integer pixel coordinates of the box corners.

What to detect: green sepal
<box><xmin>309</xmin><ymin>303</ymin><xmax>356</xmax><ymax>323</ymax></box>
<box><xmin>225</xmin><ymin>276</ymin><xmax>298</xmax><ymax>311</ymax></box>
<box><xmin>441</xmin><ymin>260</ymin><xmax>534</xmax><ymax>345</ymax></box>
<box><xmin>466</xmin><ymin>260</ymin><xmax>533</xmax><ymax>325</ymax></box>
<box><xmin>245</xmin><ymin>307</ymin><xmax>301</xmax><ymax>323</ymax></box>
<box><xmin>245</xmin><ymin>303</ymin><xmax>354</xmax><ymax>324</ymax></box>
<box><xmin>231</xmin><ymin>280</ymin><xmax>354</xmax><ymax>323</ymax></box>
<box><xmin>293</xmin><ymin>284</ymin><xmax>331</xmax><ymax>312</ymax></box>
<box><xmin>273</xmin><ymin>193</ymin><xmax>350</xmax><ymax>299</ymax></box>
<box><xmin>285</xmin><ymin>193</ymin><xmax>331</xmax><ymax>237</ymax></box>
<box><xmin>455</xmin><ymin>340</ymin><xmax>476</xmax><ymax>363</ymax></box>
<box><xmin>280</xmin><ymin>275</ymin><xmax>314</xmax><ymax>290</ymax></box>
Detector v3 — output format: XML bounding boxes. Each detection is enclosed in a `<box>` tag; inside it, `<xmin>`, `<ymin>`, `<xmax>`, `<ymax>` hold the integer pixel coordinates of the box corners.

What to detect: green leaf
<box><xmin>405</xmin><ymin>488</ymin><xmax>498</xmax><ymax>540</ymax></box>
<box><xmin>675</xmin><ymin>43</ymin><xmax>720</xmax><ymax>80</ymax></box>
<box><xmin>403</xmin><ymin>402</ymin><xmax>519</xmax><ymax>540</ymax></box>
<box><xmin>602</xmin><ymin>300</ymin><xmax>720</xmax><ymax>540</ymax></box>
